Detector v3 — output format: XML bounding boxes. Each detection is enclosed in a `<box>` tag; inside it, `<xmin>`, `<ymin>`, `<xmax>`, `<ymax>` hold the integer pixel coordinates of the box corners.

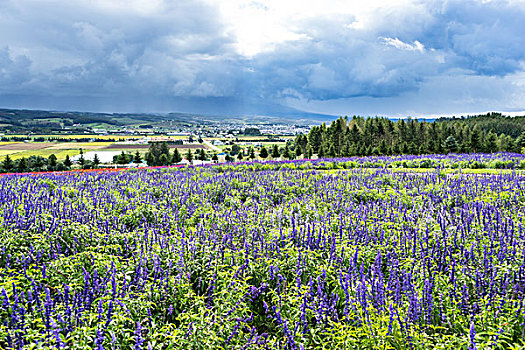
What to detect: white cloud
<box><xmin>379</xmin><ymin>37</ymin><xmax>425</xmax><ymax>52</ymax></box>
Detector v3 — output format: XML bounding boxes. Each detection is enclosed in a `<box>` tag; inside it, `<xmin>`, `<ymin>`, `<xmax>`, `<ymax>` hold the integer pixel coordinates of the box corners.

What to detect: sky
<box><xmin>1</xmin><ymin>0</ymin><xmax>525</xmax><ymax>118</ymax></box>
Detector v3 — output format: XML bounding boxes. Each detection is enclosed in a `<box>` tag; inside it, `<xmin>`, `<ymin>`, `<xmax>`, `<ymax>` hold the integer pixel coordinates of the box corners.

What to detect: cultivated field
<box><xmin>1</xmin><ymin>155</ymin><xmax>525</xmax><ymax>349</ymax></box>
<box><xmin>0</xmin><ymin>136</ymin><xmax>211</xmax><ymax>161</ymax></box>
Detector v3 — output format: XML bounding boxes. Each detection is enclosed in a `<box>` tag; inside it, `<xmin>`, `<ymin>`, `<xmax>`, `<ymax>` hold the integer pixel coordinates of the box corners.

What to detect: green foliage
<box><xmin>297</xmin><ymin>113</ymin><xmax>525</xmax><ymax>158</ymax></box>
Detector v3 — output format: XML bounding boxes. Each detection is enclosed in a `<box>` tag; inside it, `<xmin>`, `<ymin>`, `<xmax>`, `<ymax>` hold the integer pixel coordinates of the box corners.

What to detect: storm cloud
<box><xmin>0</xmin><ymin>0</ymin><xmax>524</xmax><ymax>117</ymax></box>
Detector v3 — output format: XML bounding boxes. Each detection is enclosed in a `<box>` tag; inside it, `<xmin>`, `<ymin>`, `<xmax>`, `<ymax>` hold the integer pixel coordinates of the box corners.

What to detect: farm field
<box><xmin>1</xmin><ymin>154</ymin><xmax>525</xmax><ymax>349</ymax></box>
<box><xmin>0</xmin><ymin>139</ymin><xmax>210</xmax><ymax>161</ymax></box>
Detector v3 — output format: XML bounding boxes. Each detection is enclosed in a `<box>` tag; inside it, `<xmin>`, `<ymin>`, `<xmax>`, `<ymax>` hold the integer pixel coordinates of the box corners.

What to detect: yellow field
<box><xmin>0</xmin><ymin>150</ymin><xmax>21</xmax><ymax>157</ymax></box>
<box><xmin>47</xmin><ymin>142</ymin><xmax>113</xmax><ymax>150</ymax></box>
<box><xmin>2</xmin><ymin>149</ymin><xmax>80</xmax><ymax>161</ymax></box>
<box><xmin>0</xmin><ymin>141</ymin><xmax>108</xmax><ymax>161</ymax></box>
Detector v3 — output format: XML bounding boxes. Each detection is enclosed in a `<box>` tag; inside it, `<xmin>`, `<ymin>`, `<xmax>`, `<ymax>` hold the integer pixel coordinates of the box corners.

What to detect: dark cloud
<box><xmin>0</xmin><ymin>0</ymin><xmax>524</xmax><ymax>116</ymax></box>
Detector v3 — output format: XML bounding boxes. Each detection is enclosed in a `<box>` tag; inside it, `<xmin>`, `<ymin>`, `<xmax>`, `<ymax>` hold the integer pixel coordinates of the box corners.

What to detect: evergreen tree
<box><xmin>484</xmin><ymin>132</ymin><xmax>498</xmax><ymax>153</ymax></box>
<box><xmin>392</xmin><ymin>143</ymin><xmax>400</xmax><ymax>155</ymax></box>
<box><xmin>172</xmin><ymin>148</ymin><xmax>182</xmax><ymax>163</ymax></box>
<box><xmin>295</xmin><ymin>145</ymin><xmax>302</xmax><ymax>158</ymax></box>
<box><xmin>133</xmin><ymin>151</ymin><xmax>142</xmax><ymax>164</ymax></box>
<box><xmin>328</xmin><ymin>144</ymin><xmax>336</xmax><ymax>157</ymax></box>
<box><xmin>186</xmin><ymin>149</ymin><xmax>193</xmax><ymax>163</ymax></box>
<box><xmin>93</xmin><ymin>153</ymin><xmax>100</xmax><ymax>167</ymax></box>
<box><xmin>78</xmin><ymin>149</ymin><xmax>85</xmax><ymax>167</ymax></box>
<box><xmin>515</xmin><ymin>131</ymin><xmax>525</xmax><ymax>151</ymax></box>
<box><xmin>469</xmin><ymin>129</ymin><xmax>481</xmax><ymax>153</ymax></box>
<box><xmin>198</xmin><ymin>149</ymin><xmax>207</xmax><ymax>161</ymax></box>
<box><xmin>145</xmin><ymin>152</ymin><xmax>155</xmax><ymax>166</ymax></box>
<box><xmin>379</xmin><ymin>140</ymin><xmax>388</xmax><ymax>155</ymax></box>
<box><xmin>160</xmin><ymin>142</ymin><xmax>171</xmax><ymax>158</ymax></box>
<box><xmin>408</xmin><ymin>142</ymin><xmax>418</xmax><ymax>155</ymax></box>
<box><xmin>306</xmin><ymin>145</ymin><xmax>313</xmax><ymax>159</ymax></box>
<box><xmin>231</xmin><ymin>144</ymin><xmax>241</xmax><ymax>156</ymax></box>
<box><xmin>64</xmin><ymin>155</ymin><xmax>72</xmax><ymax>168</ymax></box>
<box><xmin>159</xmin><ymin>153</ymin><xmax>169</xmax><ymax>165</ymax></box>
<box><xmin>17</xmin><ymin>157</ymin><xmax>28</xmax><ymax>171</ymax></box>
<box><xmin>308</xmin><ymin>126</ymin><xmax>323</xmax><ymax>154</ymax></box>
<box><xmin>317</xmin><ymin>145</ymin><xmax>324</xmax><ymax>158</ymax></box>
<box><xmin>400</xmin><ymin>142</ymin><xmax>408</xmax><ymax>154</ymax></box>
<box><xmin>282</xmin><ymin>146</ymin><xmax>291</xmax><ymax>159</ymax></box>
<box><xmin>33</xmin><ymin>156</ymin><xmax>44</xmax><ymax>169</ymax></box>
<box><xmin>259</xmin><ymin>146</ymin><xmax>268</xmax><ymax>159</ymax></box>
<box><xmin>271</xmin><ymin>145</ymin><xmax>280</xmax><ymax>158</ymax></box>
<box><xmin>117</xmin><ymin>151</ymin><xmax>131</xmax><ymax>164</ymax></box>
<box><xmin>443</xmin><ymin>136</ymin><xmax>459</xmax><ymax>153</ymax></box>
<box><xmin>212</xmin><ymin>153</ymin><xmax>218</xmax><ymax>162</ymax></box>
<box><xmin>237</xmin><ymin>152</ymin><xmax>243</xmax><ymax>161</ymax></box>
<box><xmin>48</xmin><ymin>154</ymin><xmax>57</xmax><ymax>167</ymax></box>
<box><xmin>2</xmin><ymin>155</ymin><xmax>13</xmax><ymax>171</ymax></box>
<box><xmin>249</xmin><ymin>147</ymin><xmax>256</xmax><ymax>160</ymax></box>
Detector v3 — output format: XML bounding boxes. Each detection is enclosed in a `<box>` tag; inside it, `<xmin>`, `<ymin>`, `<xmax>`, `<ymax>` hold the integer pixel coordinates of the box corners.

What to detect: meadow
<box><xmin>1</xmin><ymin>154</ymin><xmax>525</xmax><ymax>349</ymax></box>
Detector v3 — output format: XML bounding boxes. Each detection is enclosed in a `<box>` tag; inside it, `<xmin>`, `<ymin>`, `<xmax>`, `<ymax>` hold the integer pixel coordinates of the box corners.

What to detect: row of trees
<box><xmin>293</xmin><ymin>114</ymin><xmax>525</xmax><ymax>158</ymax></box>
<box><xmin>143</xmin><ymin>143</ymin><xmax>219</xmax><ymax>166</ymax></box>
<box><xmin>0</xmin><ymin>143</ymin><xmax>221</xmax><ymax>173</ymax></box>
<box><xmin>0</xmin><ymin>154</ymin><xmax>73</xmax><ymax>173</ymax></box>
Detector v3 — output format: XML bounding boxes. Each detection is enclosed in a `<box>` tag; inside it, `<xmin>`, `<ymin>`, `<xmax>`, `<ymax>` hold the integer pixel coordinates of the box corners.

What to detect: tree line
<box><xmin>0</xmin><ymin>154</ymin><xmax>73</xmax><ymax>173</ymax></box>
<box><xmin>292</xmin><ymin>113</ymin><xmax>525</xmax><ymax>158</ymax></box>
<box><xmin>143</xmin><ymin>142</ymin><xmax>218</xmax><ymax>166</ymax></box>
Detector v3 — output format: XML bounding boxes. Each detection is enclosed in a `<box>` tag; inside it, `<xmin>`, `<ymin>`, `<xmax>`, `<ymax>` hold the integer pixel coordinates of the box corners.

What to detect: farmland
<box><xmin>1</xmin><ymin>154</ymin><xmax>525</xmax><ymax>349</ymax></box>
<box><xmin>0</xmin><ymin>139</ymin><xmax>208</xmax><ymax>162</ymax></box>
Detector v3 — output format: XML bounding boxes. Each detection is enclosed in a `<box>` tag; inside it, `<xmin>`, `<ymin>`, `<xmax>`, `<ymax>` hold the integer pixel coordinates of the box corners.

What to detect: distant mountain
<box><xmin>149</xmin><ymin>97</ymin><xmax>337</xmax><ymax>123</ymax></box>
<box><xmin>0</xmin><ymin>101</ymin><xmax>337</xmax><ymax>134</ymax></box>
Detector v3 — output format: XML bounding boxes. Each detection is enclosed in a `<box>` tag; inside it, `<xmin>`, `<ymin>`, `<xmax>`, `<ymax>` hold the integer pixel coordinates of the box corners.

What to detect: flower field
<box><xmin>1</xmin><ymin>154</ymin><xmax>525</xmax><ymax>349</ymax></box>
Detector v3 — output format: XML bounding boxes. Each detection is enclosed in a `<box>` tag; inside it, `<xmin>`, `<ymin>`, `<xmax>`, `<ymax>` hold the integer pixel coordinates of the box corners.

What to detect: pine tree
<box><xmin>186</xmin><ymin>149</ymin><xmax>193</xmax><ymax>163</ymax></box>
<box><xmin>160</xmin><ymin>142</ymin><xmax>171</xmax><ymax>158</ymax></box>
<box><xmin>159</xmin><ymin>153</ymin><xmax>169</xmax><ymax>165</ymax></box>
<box><xmin>484</xmin><ymin>132</ymin><xmax>497</xmax><ymax>153</ymax></box>
<box><xmin>281</xmin><ymin>146</ymin><xmax>290</xmax><ymax>159</ymax></box>
<box><xmin>379</xmin><ymin>140</ymin><xmax>388</xmax><ymax>155</ymax></box>
<box><xmin>17</xmin><ymin>157</ymin><xmax>28</xmax><ymax>171</ymax></box>
<box><xmin>400</xmin><ymin>142</ymin><xmax>408</xmax><ymax>154</ymax></box>
<box><xmin>392</xmin><ymin>143</ymin><xmax>400</xmax><ymax>155</ymax></box>
<box><xmin>93</xmin><ymin>153</ymin><xmax>100</xmax><ymax>167</ymax></box>
<box><xmin>328</xmin><ymin>144</ymin><xmax>336</xmax><ymax>157</ymax></box>
<box><xmin>48</xmin><ymin>154</ymin><xmax>57</xmax><ymax>167</ymax></box>
<box><xmin>295</xmin><ymin>145</ymin><xmax>302</xmax><ymax>158</ymax></box>
<box><xmin>172</xmin><ymin>148</ymin><xmax>182</xmax><ymax>164</ymax></box>
<box><xmin>443</xmin><ymin>135</ymin><xmax>459</xmax><ymax>153</ymax></box>
<box><xmin>2</xmin><ymin>154</ymin><xmax>13</xmax><ymax>170</ymax></box>
<box><xmin>249</xmin><ymin>147</ymin><xmax>255</xmax><ymax>160</ymax></box>
<box><xmin>318</xmin><ymin>145</ymin><xmax>324</xmax><ymax>158</ymax></box>
<box><xmin>271</xmin><ymin>145</ymin><xmax>280</xmax><ymax>158</ymax></box>
<box><xmin>212</xmin><ymin>153</ymin><xmax>218</xmax><ymax>162</ymax></box>
<box><xmin>117</xmin><ymin>151</ymin><xmax>130</xmax><ymax>164</ymax></box>
<box><xmin>133</xmin><ymin>151</ymin><xmax>142</xmax><ymax>164</ymax></box>
<box><xmin>259</xmin><ymin>147</ymin><xmax>268</xmax><ymax>159</ymax></box>
<box><xmin>79</xmin><ymin>149</ymin><xmax>85</xmax><ymax>167</ymax></box>
<box><xmin>469</xmin><ymin>129</ymin><xmax>481</xmax><ymax>153</ymax></box>
<box><xmin>306</xmin><ymin>145</ymin><xmax>313</xmax><ymax>159</ymax></box>
<box><xmin>64</xmin><ymin>155</ymin><xmax>72</xmax><ymax>168</ymax></box>
<box><xmin>145</xmin><ymin>152</ymin><xmax>155</xmax><ymax>166</ymax></box>
<box><xmin>198</xmin><ymin>149</ymin><xmax>207</xmax><ymax>161</ymax></box>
